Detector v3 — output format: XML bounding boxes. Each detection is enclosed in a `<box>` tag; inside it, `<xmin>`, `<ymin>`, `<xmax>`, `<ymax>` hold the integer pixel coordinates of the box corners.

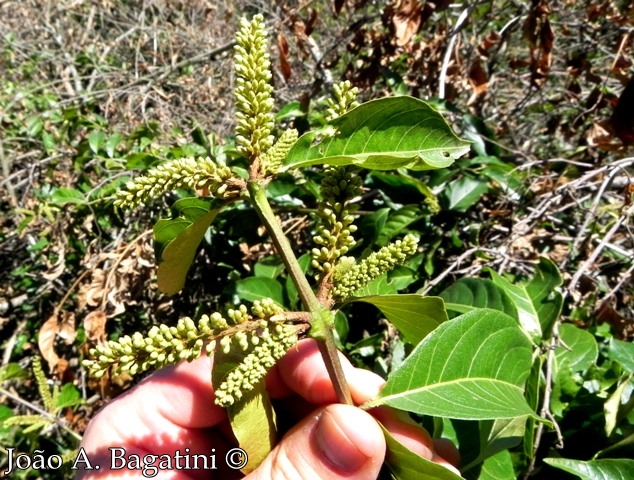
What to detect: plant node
<box><xmin>332</xmin><ymin>233</ymin><xmax>419</xmax><ymax>301</ymax></box>
<box><xmin>114</xmin><ymin>156</ymin><xmax>242</xmax><ymax>209</ymax></box>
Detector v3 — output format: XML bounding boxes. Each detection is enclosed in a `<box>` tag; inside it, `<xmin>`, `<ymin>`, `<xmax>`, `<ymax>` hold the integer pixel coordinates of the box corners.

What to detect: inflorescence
<box><xmin>83</xmin><ymin>298</ymin><xmax>302</xmax><ymax>407</ymax></box>
<box><xmin>332</xmin><ymin>233</ymin><xmax>419</xmax><ymax>301</ymax></box>
<box><xmin>311</xmin><ymin>167</ymin><xmax>362</xmax><ymax>276</ymax></box>
<box><xmin>114</xmin><ymin>156</ymin><xmax>239</xmax><ymax>209</ymax></box>
<box><xmin>234</xmin><ymin>14</ymin><xmax>275</xmax><ymax>161</ymax></box>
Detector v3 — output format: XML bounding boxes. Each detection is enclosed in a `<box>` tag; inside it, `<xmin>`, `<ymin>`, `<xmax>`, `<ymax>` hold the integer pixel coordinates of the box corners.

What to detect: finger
<box><xmin>371</xmin><ymin>407</ymin><xmax>461</xmax><ymax>474</ymax></box>
<box><xmin>77</xmin><ymin>356</ymin><xmax>230</xmax><ymax>479</ymax></box>
<box><xmin>269</xmin><ymin>339</ymin><xmax>384</xmax><ymax>405</ymax></box>
<box><xmin>249</xmin><ymin>404</ymin><xmax>385</xmax><ymax>480</ymax></box>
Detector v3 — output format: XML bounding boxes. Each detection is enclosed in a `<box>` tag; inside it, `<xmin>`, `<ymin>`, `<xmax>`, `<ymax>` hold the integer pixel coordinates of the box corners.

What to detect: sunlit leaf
<box><xmin>353</xmin><ymin>273</ymin><xmax>399</xmax><ymax>297</ymax></box>
<box><xmin>555</xmin><ymin>323</ymin><xmax>598</xmax><ymax>373</ymax></box>
<box><xmin>455</xmin><ymin>417</ymin><xmax>526</xmax><ymax>473</ymax></box>
<box><xmin>88</xmin><ymin>131</ymin><xmax>105</xmax><ymax>154</ymax></box>
<box><xmin>443</xmin><ymin>177</ymin><xmax>489</xmax><ymax>212</ymax></box>
<box><xmin>253</xmin><ymin>255</ymin><xmax>284</xmax><ymax>279</ymax></box>
<box><xmin>489</xmin><ymin>273</ymin><xmax>541</xmax><ymax>340</ymax></box>
<box><xmin>54</xmin><ymin>383</ymin><xmax>83</xmax><ymax>410</ymax></box>
<box><xmin>526</xmin><ymin>257</ymin><xmax>562</xmax><ymax>337</ymax></box>
<box><xmin>50</xmin><ymin>187</ymin><xmax>86</xmax><ymax>206</ymax></box>
<box><xmin>376</xmin><ymin>205</ymin><xmax>422</xmax><ymax>246</ymax></box>
<box><xmin>352</xmin><ymin>295</ymin><xmax>448</xmax><ymax>345</ymax></box>
<box><xmin>283</xmin><ymin>96</ymin><xmax>471</xmax><ymax>171</ymax></box>
<box><xmin>235</xmin><ymin>277</ymin><xmax>284</xmax><ymax>305</ymax></box>
<box><xmin>227</xmin><ymin>382</ymin><xmax>276</xmax><ymax>474</ymax></box>
<box><xmin>0</xmin><ymin>363</ymin><xmax>28</xmax><ymax>382</ymax></box>
<box><xmin>439</xmin><ymin>278</ymin><xmax>518</xmax><ymax>319</ymax></box>
<box><xmin>609</xmin><ymin>338</ymin><xmax>634</xmax><ymax>373</ymax></box>
<box><xmin>604</xmin><ymin>374</ymin><xmax>634</xmax><ymax>438</ymax></box>
<box><xmin>364</xmin><ymin>309</ymin><xmax>537</xmax><ymax>420</ymax></box>
<box><xmin>544</xmin><ymin>458</ymin><xmax>634</xmax><ymax>479</ymax></box>
<box><xmin>477</xmin><ymin>450</ymin><xmax>515</xmax><ymax>480</ymax></box>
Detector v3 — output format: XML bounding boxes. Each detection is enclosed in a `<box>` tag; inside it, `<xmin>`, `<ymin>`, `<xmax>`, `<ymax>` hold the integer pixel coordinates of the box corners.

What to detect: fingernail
<box><xmin>316</xmin><ymin>408</ymin><xmax>368</xmax><ymax>473</ymax></box>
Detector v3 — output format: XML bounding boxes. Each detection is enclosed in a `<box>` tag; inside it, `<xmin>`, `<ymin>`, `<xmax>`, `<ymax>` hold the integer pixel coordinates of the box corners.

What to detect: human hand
<box><xmin>77</xmin><ymin>339</ymin><xmax>460</xmax><ymax>479</ymax></box>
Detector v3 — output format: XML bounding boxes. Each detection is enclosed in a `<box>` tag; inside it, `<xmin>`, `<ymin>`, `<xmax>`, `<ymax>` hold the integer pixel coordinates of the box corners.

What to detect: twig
<box><xmin>0</xmin><ymin>386</ymin><xmax>82</xmax><ymax>442</ymax></box>
<box><xmin>438</xmin><ymin>6</ymin><xmax>471</xmax><ymax>99</ymax></box>
<box><xmin>563</xmin><ymin>158</ymin><xmax>634</xmax><ymax>269</ymax></box>
<box><xmin>100</xmin><ymin>230</ymin><xmax>154</xmax><ymax>311</ymax></box>
<box><xmin>602</xmin><ymin>261</ymin><xmax>634</xmax><ymax>303</ymax></box>
<box><xmin>567</xmin><ymin>202</ymin><xmax>634</xmax><ymax>296</ymax></box>
<box><xmin>422</xmin><ymin>247</ymin><xmax>504</xmax><ymax>294</ymax></box>
<box><xmin>248</xmin><ymin>180</ymin><xmax>352</xmax><ymax>406</ymax></box>
<box><xmin>523</xmin><ymin>323</ymin><xmax>564</xmax><ymax>479</ymax></box>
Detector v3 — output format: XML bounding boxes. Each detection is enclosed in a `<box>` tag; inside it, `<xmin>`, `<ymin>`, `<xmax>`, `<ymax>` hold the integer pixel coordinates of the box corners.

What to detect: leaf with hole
<box><xmin>283</xmin><ymin>96</ymin><xmax>471</xmax><ymax>171</ymax></box>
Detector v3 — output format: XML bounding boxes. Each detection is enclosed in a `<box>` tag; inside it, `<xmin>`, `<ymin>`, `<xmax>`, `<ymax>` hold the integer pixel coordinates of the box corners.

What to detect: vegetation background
<box><xmin>0</xmin><ymin>0</ymin><xmax>632</xmax><ymax>478</ymax></box>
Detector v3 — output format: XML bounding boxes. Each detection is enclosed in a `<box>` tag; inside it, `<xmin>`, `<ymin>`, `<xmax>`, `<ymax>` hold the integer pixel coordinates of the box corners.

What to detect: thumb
<box><xmin>248</xmin><ymin>404</ymin><xmax>386</xmax><ymax>480</ymax></box>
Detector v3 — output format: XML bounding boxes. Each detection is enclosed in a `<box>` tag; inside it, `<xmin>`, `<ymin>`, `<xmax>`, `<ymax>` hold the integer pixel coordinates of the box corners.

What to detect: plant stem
<box><xmin>247</xmin><ymin>180</ymin><xmax>352</xmax><ymax>405</ymax></box>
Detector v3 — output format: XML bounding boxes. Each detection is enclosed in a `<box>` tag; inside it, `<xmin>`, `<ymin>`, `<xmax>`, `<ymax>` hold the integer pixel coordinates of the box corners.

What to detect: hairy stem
<box><xmin>247</xmin><ymin>180</ymin><xmax>352</xmax><ymax>405</ymax></box>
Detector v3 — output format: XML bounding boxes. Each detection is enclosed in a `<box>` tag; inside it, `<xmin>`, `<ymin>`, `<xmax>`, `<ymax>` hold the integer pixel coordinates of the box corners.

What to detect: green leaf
<box><xmin>234</xmin><ymin>277</ymin><xmax>284</xmax><ymax>305</ymax></box>
<box><xmin>609</xmin><ymin>338</ymin><xmax>634</xmax><ymax>373</ymax></box>
<box><xmin>275</xmin><ymin>100</ymin><xmax>304</xmax><ymax>120</ymax></box>
<box><xmin>439</xmin><ymin>278</ymin><xmax>518</xmax><ymax>319</ymax></box>
<box><xmin>544</xmin><ymin>458</ymin><xmax>634</xmax><ymax>479</ymax></box>
<box><xmin>105</xmin><ymin>132</ymin><xmax>125</xmax><ymax>158</ymax></box>
<box><xmin>604</xmin><ymin>374</ymin><xmax>634</xmax><ymax>437</ymax></box>
<box><xmin>376</xmin><ymin>206</ymin><xmax>422</xmax><ymax>246</ymax></box>
<box><xmin>50</xmin><ymin>187</ymin><xmax>86</xmax><ymax>206</ymax></box>
<box><xmin>523</xmin><ymin>356</ymin><xmax>543</xmax><ymax>458</ymax></box>
<box><xmin>381</xmin><ymin>425</ymin><xmax>464</xmax><ymax>480</ymax></box>
<box><xmin>42</xmin><ymin>131</ymin><xmax>56</xmax><ymax>153</ymax></box>
<box><xmin>354</xmin><ymin>273</ymin><xmax>400</xmax><ymax>297</ymax></box>
<box><xmin>54</xmin><ymin>383</ymin><xmax>83</xmax><ymax>410</ymax></box>
<box><xmin>0</xmin><ymin>363</ymin><xmax>28</xmax><ymax>382</ymax></box>
<box><xmin>365</xmin><ymin>309</ymin><xmax>538</xmax><ymax>420</ymax></box>
<box><xmin>555</xmin><ymin>324</ymin><xmax>598</xmax><ymax>373</ymax></box>
<box><xmin>456</xmin><ymin>417</ymin><xmax>526</xmax><ymax>473</ymax></box>
<box><xmin>369</xmin><ymin>171</ymin><xmax>439</xmax><ymax>212</ymax></box>
<box><xmin>0</xmin><ymin>405</ymin><xmax>14</xmax><ymax>424</ymax></box>
<box><xmin>283</xmin><ymin>96</ymin><xmax>471</xmax><ymax>172</ymax></box>
<box><xmin>253</xmin><ymin>255</ymin><xmax>285</xmax><ymax>279</ymax></box>
<box><xmin>526</xmin><ymin>257</ymin><xmax>563</xmax><ymax>337</ymax></box>
<box><xmin>443</xmin><ymin>177</ymin><xmax>489</xmax><ymax>212</ymax></box>
<box><xmin>489</xmin><ymin>272</ymin><xmax>542</xmax><ymax>341</ymax></box>
<box><xmin>227</xmin><ymin>382</ymin><xmax>276</xmax><ymax>474</ymax></box>
<box><xmin>389</xmin><ymin>265</ymin><xmax>418</xmax><ymax>291</ymax></box>
<box><xmin>353</xmin><ymin>295</ymin><xmax>448</xmax><ymax>345</ymax></box>
<box><xmin>358</xmin><ymin>208</ymin><xmax>390</xmax><ymax>245</ymax></box>
<box><xmin>285</xmin><ymin>253</ymin><xmax>312</xmax><ymax>309</ymax></box>
<box><xmin>88</xmin><ymin>131</ymin><xmax>105</xmax><ymax>154</ymax></box>
<box><xmin>154</xmin><ymin>197</ymin><xmax>225</xmax><ymax>295</ymax></box>
<box><xmin>476</xmin><ymin>450</ymin><xmax>515</xmax><ymax>480</ymax></box>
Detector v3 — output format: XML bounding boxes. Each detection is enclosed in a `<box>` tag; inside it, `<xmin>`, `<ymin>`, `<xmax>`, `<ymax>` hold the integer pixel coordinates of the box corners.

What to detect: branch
<box><xmin>247</xmin><ymin>180</ymin><xmax>352</xmax><ymax>405</ymax></box>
